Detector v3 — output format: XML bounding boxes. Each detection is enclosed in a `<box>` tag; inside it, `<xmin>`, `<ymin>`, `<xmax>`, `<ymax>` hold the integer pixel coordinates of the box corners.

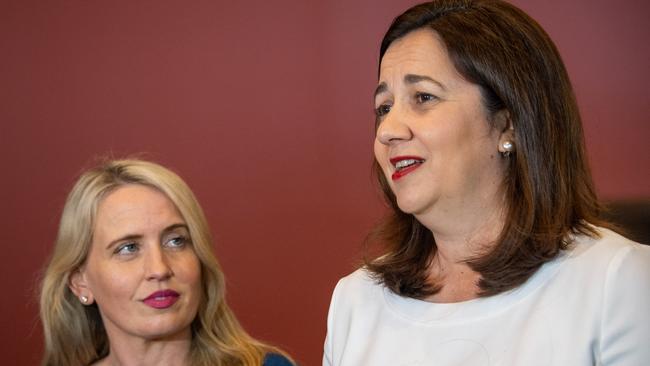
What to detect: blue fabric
<box><xmin>263</xmin><ymin>353</ymin><xmax>293</xmax><ymax>366</ymax></box>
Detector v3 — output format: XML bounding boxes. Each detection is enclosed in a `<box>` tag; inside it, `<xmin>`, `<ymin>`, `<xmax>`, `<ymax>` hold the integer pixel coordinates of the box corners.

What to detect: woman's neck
<box><xmin>418</xmin><ymin>200</ymin><xmax>506</xmax><ymax>303</ymax></box>
<box><xmin>423</xmin><ymin>248</ymin><xmax>484</xmax><ymax>303</ymax></box>
<box><xmin>94</xmin><ymin>329</ymin><xmax>192</xmax><ymax>366</ymax></box>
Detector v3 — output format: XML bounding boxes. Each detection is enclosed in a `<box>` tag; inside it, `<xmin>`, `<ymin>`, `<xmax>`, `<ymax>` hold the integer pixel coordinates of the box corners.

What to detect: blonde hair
<box><xmin>40</xmin><ymin>159</ymin><xmax>287</xmax><ymax>366</ymax></box>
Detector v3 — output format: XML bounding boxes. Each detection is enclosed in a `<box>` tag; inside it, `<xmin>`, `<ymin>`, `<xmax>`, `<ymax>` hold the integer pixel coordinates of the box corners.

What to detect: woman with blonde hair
<box><xmin>40</xmin><ymin>159</ymin><xmax>293</xmax><ymax>366</ymax></box>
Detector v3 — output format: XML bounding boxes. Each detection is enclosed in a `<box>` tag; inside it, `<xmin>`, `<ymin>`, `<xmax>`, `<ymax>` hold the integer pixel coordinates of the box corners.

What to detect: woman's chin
<box><xmin>129</xmin><ymin>319</ymin><xmax>193</xmax><ymax>342</ymax></box>
<box><xmin>396</xmin><ymin>197</ymin><xmax>427</xmax><ymax>216</ymax></box>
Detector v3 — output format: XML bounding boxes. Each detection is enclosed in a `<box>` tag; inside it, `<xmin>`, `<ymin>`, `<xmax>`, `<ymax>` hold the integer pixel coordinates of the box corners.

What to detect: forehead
<box><xmin>95</xmin><ymin>184</ymin><xmax>183</xmax><ymax>229</ymax></box>
<box><xmin>379</xmin><ymin>28</ymin><xmax>460</xmax><ymax>83</ymax></box>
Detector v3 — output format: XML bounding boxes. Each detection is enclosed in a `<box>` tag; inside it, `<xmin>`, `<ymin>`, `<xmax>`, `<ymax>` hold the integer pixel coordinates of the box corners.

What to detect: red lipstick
<box><xmin>390</xmin><ymin>156</ymin><xmax>425</xmax><ymax>181</ymax></box>
<box><xmin>143</xmin><ymin>290</ymin><xmax>179</xmax><ymax>309</ymax></box>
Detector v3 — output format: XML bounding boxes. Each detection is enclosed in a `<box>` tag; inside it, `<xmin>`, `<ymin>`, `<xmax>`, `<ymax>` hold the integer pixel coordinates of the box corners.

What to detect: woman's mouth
<box><xmin>143</xmin><ymin>289</ymin><xmax>180</xmax><ymax>309</ymax></box>
<box><xmin>390</xmin><ymin>156</ymin><xmax>425</xmax><ymax>180</ymax></box>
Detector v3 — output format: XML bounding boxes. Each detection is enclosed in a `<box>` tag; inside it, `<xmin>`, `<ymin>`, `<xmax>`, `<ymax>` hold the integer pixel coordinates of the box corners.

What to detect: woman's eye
<box><xmin>115</xmin><ymin>243</ymin><xmax>138</xmax><ymax>255</ymax></box>
<box><xmin>165</xmin><ymin>235</ymin><xmax>188</xmax><ymax>249</ymax></box>
<box><xmin>375</xmin><ymin>103</ymin><xmax>392</xmax><ymax>117</ymax></box>
<box><xmin>415</xmin><ymin>92</ymin><xmax>436</xmax><ymax>104</ymax></box>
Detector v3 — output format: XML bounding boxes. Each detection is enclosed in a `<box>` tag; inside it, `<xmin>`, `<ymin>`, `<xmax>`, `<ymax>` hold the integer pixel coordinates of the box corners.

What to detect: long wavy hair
<box><xmin>40</xmin><ymin>159</ymin><xmax>288</xmax><ymax>366</ymax></box>
<box><xmin>366</xmin><ymin>0</ymin><xmax>609</xmax><ymax>298</ymax></box>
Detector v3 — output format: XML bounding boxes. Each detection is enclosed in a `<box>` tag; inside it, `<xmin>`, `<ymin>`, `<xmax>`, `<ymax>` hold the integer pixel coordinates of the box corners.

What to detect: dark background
<box><xmin>1</xmin><ymin>0</ymin><xmax>648</xmax><ymax>365</ymax></box>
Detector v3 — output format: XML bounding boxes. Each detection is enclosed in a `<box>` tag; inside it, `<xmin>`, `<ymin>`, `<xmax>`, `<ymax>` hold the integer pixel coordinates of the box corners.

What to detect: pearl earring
<box><xmin>80</xmin><ymin>295</ymin><xmax>88</xmax><ymax>304</ymax></box>
<box><xmin>501</xmin><ymin>141</ymin><xmax>514</xmax><ymax>157</ymax></box>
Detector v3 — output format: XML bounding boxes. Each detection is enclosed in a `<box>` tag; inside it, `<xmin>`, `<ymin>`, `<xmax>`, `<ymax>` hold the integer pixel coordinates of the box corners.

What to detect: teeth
<box><xmin>395</xmin><ymin>159</ymin><xmax>422</xmax><ymax>170</ymax></box>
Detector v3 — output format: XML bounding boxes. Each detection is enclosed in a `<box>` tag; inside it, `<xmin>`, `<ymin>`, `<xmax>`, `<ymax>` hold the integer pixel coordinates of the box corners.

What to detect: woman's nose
<box><xmin>376</xmin><ymin>107</ymin><xmax>413</xmax><ymax>145</ymax></box>
<box><xmin>145</xmin><ymin>246</ymin><xmax>173</xmax><ymax>281</ymax></box>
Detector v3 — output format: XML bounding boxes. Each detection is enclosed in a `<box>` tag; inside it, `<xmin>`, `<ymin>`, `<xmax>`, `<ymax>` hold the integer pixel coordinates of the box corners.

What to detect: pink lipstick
<box><xmin>390</xmin><ymin>156</ymin><xmax>425</xmax><ymax>181</ymax></box>
<box><xmin>143</xmin><ymin>290</ymin><xmax>179</xmax><ymax>309</ymax></box>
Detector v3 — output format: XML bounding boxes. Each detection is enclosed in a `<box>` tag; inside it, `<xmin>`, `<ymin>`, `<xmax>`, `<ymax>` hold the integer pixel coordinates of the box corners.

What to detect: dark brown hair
<box><xmin>366</xmin><ymin>0</ymin><xmax>608</xmax><ymax>298</ymax></box>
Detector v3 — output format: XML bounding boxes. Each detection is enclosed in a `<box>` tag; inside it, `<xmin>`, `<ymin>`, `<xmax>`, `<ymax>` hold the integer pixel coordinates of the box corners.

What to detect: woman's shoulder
<box><xmin>263</xmin><ymin>353</ymin><xmax>294</xmax><ymax>366</ymax></box>
<box><xmin>567</xmin><ymin>225</ymin><xmax>650</xmax><ymax>283</ymax></box>
<box><xmin>574</xmin><ymin>226</ymin><xmax>650</xmax><ymax>364</ymax></box>
<box><xmin>326</xmin><ymin>267</ymin><xmax>387</xmax><ymax>320</ymax></box>
<box><xmin>339</xmin><ymin>267</ymin><xmax>379</xmax><ymax>287</ymax></box>
<box><xmin>573</xmin><ymin>225</ymin><xmax>649</xmax><ymax>259</ymax></box>
<box><xmin>332</xmin><ymin>268</ymin><xmax>382</xmax><ymax>299</ymax></box>
<box><xmin>595</xmin><ymin>225</ymin><xmax>650</xmax><ymax>275</ymax></box>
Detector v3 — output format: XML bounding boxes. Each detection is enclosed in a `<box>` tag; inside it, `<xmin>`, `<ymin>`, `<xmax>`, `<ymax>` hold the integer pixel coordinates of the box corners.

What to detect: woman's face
<box><xmin>374</xmin><ymin>28</ymin><xmax>509</xmax><ymax>221</ymax></box>
<box><xmin>71</xmin><ymin>184</ymin><xmax>202</xmax><ymax>343</ymax></box>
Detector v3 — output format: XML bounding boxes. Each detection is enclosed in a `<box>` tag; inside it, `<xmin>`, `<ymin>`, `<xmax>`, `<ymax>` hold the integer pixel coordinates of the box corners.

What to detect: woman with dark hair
<box><xmin>40</xmin><ymin>159</ymin><xmax>293</xmax><ymax>366</ymax></box>
<box><xmin>323</xmin><ymin>1</ymin><xmax>649</xmax><ymax>365</ymax></box>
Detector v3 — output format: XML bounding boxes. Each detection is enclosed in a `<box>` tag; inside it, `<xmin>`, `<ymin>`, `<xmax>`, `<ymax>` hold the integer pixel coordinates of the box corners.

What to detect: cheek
<box><xmin>373</xmin><ymin>139</ymin><xmax>382</xmax><ymax>159</ymax></box>
<box><xmin>177</xmin><ymin>254</ymin><xmax>202</xmax><ymax>289</ymax></box>
<box><xmin>182</xmin><ymin>256</ymin><xmax>203</xmax><ymax>314</ymax></box>
<box><xmin>87</xmin><ymin>265</ymin><xmax>135</xmax><ymax>301</ymax></box>
<box><xmin>373</xmin><ymin>140</ymin><xmax>389</xmax><ymax>169</ymax></box>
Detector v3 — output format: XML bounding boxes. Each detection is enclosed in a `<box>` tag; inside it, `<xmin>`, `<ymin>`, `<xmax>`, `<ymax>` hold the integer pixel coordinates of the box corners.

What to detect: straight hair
<box><xmin>366</xmin><ymin>0</ymin><xmax>609</xmax><ymax>298</ymax></box>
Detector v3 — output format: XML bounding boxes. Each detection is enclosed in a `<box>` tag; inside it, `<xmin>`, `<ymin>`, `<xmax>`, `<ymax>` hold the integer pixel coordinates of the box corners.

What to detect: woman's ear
<box><xmin>69</xmin><ymin>268</ymin><xmax>94</xmax><ymax>305</ymax></box>
<box><xmin>495</xmin><ymin>110</ymin><xmax>515</xmax><ymax>155</ymax></box>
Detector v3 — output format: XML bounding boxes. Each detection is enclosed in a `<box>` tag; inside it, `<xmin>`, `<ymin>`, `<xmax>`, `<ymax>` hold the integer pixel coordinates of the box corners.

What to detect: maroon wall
<box><xmin>1</xmin><ymin>0</ymin><xmax>648</xmax><ymax>365</ymax></box>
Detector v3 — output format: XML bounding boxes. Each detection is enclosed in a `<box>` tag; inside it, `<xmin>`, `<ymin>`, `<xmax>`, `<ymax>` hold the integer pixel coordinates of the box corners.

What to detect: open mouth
<box><xmin>394</xmin><ymin>158</ymin><xmax>424</xmax><ymax>170</ymax></box>
<box><xmin>390</xmin><ymin>156</ymin><xmax>425</xmax><ymax>180</ymax></box>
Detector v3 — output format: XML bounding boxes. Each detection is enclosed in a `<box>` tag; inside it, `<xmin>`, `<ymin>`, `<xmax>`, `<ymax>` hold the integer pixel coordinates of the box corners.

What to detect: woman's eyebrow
<box><xmin>105</xmin><ymin>224</ymin><xmax>188</xmax><ymax>249</ymax></box>
<box><xmin>404</xmin><ymin>74</ymin><xmax>446</xmax><ymax>90</ymax></box>
<box><xmin>375</xmin><ymin>74</ymin><xmax>446</xmax><ymax>99</ymax></box>
<box><xmin>162</xmin><ymin>223</ymin><xmax>189</xmax><ymax>234</ymax></box>
<box><xmin>106</xmin><ymin>234</ymin><xmax>142</xmax><ymax>250</ymax></box>
<box><xmin>374</xmin><ymin>82</ymin><xmax>388</xmax><ymax>99</ymax></box>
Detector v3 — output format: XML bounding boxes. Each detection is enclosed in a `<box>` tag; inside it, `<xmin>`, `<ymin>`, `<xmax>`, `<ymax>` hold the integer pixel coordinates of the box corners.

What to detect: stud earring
<box><xmin>501</xmin><ymin>141</ymin><xmax>514</xmax><ymax>157</ymax></box>
<box><xmin>80</xmin><ymin>295</ymin><xmax>88</xmax><ymax>304</ymax></box>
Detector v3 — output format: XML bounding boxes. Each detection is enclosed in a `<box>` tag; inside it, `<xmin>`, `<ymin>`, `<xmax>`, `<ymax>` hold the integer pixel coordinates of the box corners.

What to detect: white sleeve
<box><xmin>323</xmin><ymin>278</ymin><xmax>343</xmax><ymax>366</ymax></box>
<box><xmin>599</xmin><ymin>243</ymin><xmax>650</xmax><ymax>365</ymax></box>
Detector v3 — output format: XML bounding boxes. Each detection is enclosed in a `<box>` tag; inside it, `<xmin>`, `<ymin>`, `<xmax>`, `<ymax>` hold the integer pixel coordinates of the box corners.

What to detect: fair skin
<box><xmin>69</xmin><ymin>184</ymin><xmax>202</xmax><ymax>366</ymax></box>
<box><xmin>374</xmin><ymin>28</ymin><xmax>513</xmax><ymax>302</ymax></box>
